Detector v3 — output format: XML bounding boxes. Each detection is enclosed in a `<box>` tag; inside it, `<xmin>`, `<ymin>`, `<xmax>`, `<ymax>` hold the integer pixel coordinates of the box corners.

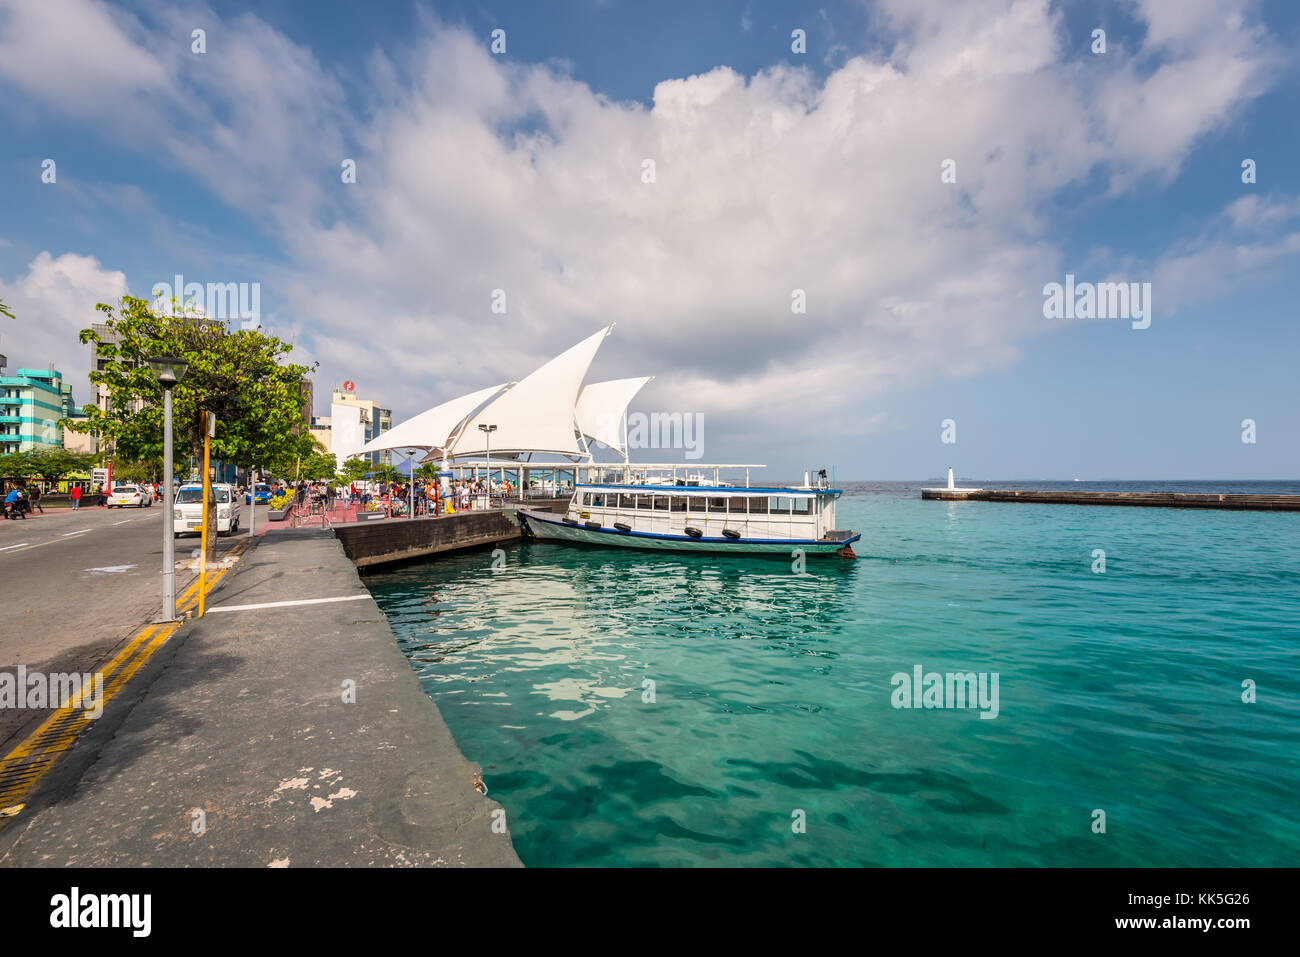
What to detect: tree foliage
<box><xmin>0</xmin><ymin>448</ymin><xmax>99</xmax><ymax>484</ymax></box>
<box><xmin>113</xmin><ymin>458</ymin><xmax>164</xmax><ymax>484</ymax></box>
<box><xmin>371</xmin><ymin>464</ymin><xmax>400</xmax><ymax>485</ymax></box>
<box><xmin>296</xmin><ymin>441</ymin><xmax>337</xmax><ymax>481</ymax></box>
<box><xmin>68</xmin><ymin>296</ymin><xmax>317</xmax><ymax>470</ymax></box>
<box><xmin>69</xmin><ymin>295</ymin><xmax>317</xmax><ymax>557</ymax></box>
<box><xmin>413</xmin><ymin>462</ymin><xmax>441</xmax><ymax>482</ymax></box>
<box><xmin>339</xmin><ymin>458</ymin><xmax>370</xmax><ymax>484</ymax></box>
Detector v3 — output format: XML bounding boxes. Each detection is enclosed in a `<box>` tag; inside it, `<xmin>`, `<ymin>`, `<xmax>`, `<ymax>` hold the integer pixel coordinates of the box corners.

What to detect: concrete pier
<box><xmin>0</xmin><ymin>528</ymin><xmax>521</xmax><ymax>867</ymax></box>
<box><xmin>921</xmin><ymin>488</ymin><xmax>1300</xmax><ymax>511</ymax></box>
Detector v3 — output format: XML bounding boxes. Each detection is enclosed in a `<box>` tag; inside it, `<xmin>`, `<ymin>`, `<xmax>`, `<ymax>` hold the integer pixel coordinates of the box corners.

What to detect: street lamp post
<box><xmin>146</xmin><ymin>356</ymin><xmax>189</xmax><ymax>621</ymax></box>
<box><xmin>478</xmin><ymin>423</ymin><xmax>497</xmax><ymax>508</ymax></box>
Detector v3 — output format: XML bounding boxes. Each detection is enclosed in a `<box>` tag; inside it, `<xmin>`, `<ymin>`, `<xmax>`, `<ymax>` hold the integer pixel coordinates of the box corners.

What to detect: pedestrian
<box><xmin>70</xmin><ymin>484</ymin><xmax>82</xmax><ymax>510</ymax></box>
<box><xmin>29</xmin><ymin>484</ymin><xmax>44</xmax><ymax>513</ymax></box>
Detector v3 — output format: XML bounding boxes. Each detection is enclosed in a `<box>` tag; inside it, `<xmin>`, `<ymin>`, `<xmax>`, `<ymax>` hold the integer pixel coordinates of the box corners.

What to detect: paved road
<box><xmin>0</xmin><ymin>503</ymin><xmax>264</xmax><ymax>753</ymax></box>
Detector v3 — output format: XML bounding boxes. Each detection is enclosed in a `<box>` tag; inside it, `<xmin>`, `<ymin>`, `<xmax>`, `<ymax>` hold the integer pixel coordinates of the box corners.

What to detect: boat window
<box><xmin>728</xmin><ymin>497</ymin><xmax>747</xmax><ymax>514</ymax></box>
<box><xmin>589</xmin><ymin>493</ymin><xmax>604</xmax><ymax>508</ymax></box>
<box><xmin>671</xmin><ymin>496</ymin><xmax>687</xmax><ymax>512</ymax></box>
<box><xmin>635</xmin><ymin>494</ymin><xmax>652</xmax><ymax>509</ymax></box>
<box><xmin>620</xmin><ymin>493</ymin><xmax>636</xmax><ymax>509</ymax></box>
<box><xmin>791</xmin><ymin>497</ymin><xmax>812</xmax><ymax>515</ymax></box>
<box><xmin>688</xmin><ymin>496</ymin><xmax>707</xmax><ymax>512</ymax></box>
<box><xmin>768</xmin><ymin>496</ymin><xmax>791</xmax><ymax>514</ymax></box>
<box><xmin>653</xmin><ymin>495</ymin><xmax>669</xmax><ymax>510</ymax></box>
<box><xmin>748</xmin><ymin>497</ymin><xmax>768</xmax><ymax>514</ymax></box>
<box><xmin>708</xmin><ymin>497</ymin><xmax>726</xmax><ymax>511</ymax></box>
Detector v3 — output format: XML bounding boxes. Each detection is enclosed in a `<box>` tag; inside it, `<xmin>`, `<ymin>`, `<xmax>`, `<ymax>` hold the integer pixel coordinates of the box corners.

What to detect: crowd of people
<box><xmin>2</xmin><ymin>473</ymin><xmax>521</xmax><ymax>522</ymax></box>
<box><xmin>277</xmin><ymin>475</ymin><xmax>515</xmax><ymax>520</ymax></box>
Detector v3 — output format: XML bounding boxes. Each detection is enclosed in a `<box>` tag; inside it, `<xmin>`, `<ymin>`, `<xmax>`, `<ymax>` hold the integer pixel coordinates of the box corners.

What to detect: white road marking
<box><xmin>0</xmin><ymin>543</ymin><xmax>29</xmax><ymax>551</ymax></box>
<box><xmin>86</xmin><ymin>564</ymin><xmax>137</xmax><ymax>573</ymax></box>
<box><xmin>62</xmin><ymin>529</ymin><xmax>91</xmax><ymax>537</ymax></box>
<box><xmin>207</xmin><ymin>594</ymin><xmax>370</xmax><ymax>614</ymax></box>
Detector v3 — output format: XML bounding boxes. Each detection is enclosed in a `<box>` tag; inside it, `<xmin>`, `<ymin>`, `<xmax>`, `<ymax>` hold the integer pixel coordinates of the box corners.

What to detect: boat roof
<box><xmin>577</xmin><ymin>482</ymin><xmax>841</xmax><ymax>495</ymax></box>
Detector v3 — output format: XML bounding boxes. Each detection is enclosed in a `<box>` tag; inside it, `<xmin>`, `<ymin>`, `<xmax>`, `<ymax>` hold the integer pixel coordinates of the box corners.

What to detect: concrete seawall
<box><xmin>332</xmin><ymin>499</ymin><xmax>569</xmax><ymax>569</ymax></box>
<box><xmin>922</xmin><ymin>488</ymin><xmax>1300</xmax><ymax>511</ymax></box>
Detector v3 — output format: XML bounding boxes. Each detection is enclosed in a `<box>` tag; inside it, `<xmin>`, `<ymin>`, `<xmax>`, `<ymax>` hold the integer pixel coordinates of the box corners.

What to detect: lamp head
<box><xmin>146</xmin><ymin>355</ymin><xmax>189</xmax><ymax>387</ymax></box>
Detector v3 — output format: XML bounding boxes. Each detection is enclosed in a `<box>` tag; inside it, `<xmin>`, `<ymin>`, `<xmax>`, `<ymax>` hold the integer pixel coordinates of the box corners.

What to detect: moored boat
<box><xmin>517</xmin><ymin>465</ymin><xmax>859</xmax><ymax>557</ymax></box>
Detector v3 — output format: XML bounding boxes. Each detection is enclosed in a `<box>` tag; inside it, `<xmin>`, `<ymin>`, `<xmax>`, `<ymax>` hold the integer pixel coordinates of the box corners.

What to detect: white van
<box><xmin>173</xmin><ymin>483</ymin><xmax>241</xmax><ymax>537</ymax></box>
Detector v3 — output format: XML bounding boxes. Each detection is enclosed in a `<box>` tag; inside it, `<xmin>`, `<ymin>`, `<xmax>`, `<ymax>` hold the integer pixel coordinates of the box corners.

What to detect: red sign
<box><xmin>343</xmin><ymin>380</ymin><xmax>355</xmax><ymax>392</ymax></box>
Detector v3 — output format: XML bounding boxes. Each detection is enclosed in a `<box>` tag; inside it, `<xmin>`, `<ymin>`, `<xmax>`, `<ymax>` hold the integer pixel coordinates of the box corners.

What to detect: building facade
<box><xmin>329</xmin><ymin>387</ymin><xmax>391</xmax><ymax>467</ymax></box>
<box><xmin>0</xmin><ymin>368</ymin><xmax>75</xmax><ymax>455</ymax></box>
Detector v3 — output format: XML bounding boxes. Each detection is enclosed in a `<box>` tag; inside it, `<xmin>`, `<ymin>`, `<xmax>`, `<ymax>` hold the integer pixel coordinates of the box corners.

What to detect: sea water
<box><xmin>365</xmin><ymin>482</ymin><xmax>1300</xmax><ymax>866</ymax></box>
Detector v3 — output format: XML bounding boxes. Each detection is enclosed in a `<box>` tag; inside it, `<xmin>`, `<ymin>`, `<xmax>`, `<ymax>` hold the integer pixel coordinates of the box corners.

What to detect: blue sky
<box><xmin>1</xmin><ymin>0</ymin><xmax>1298</xmax><ymax>478</ymax></box>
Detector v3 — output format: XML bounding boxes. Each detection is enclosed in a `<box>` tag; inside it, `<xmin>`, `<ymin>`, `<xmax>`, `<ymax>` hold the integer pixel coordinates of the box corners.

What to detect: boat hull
<box><xmin>518</xmin><ymin>508</ymin><xmax>860</xmax><ymax>556</ymax></box>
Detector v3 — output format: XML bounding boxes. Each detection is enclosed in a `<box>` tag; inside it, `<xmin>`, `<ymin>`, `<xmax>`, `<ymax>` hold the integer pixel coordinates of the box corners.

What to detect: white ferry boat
<box><xmin>517</xmin><ymin>465</ymin><xmax>859</xmax><ymax>558</ymax></box>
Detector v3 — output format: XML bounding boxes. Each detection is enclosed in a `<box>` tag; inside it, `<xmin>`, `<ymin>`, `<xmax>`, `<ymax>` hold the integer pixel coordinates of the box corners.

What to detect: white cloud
<box><xmin>0</xmin><ymin>0</ymin><xmax>1291</xmax><ymax>465</ymax></box>
<box><xmin>0</xmin><ymin>252</ymin><xmax>129</xmax><ymax>404</ymax></box>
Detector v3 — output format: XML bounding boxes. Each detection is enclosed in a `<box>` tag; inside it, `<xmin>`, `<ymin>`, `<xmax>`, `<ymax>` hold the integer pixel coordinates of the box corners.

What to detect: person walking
<box><xmin>29</xmin><ymin>484</ymin><xmax>43</xmax><ymax>513</ymax></box>
<box><xmin>70</xmin><ymin>484</ymin><xmax>82</xmax><ymax>510</ymax></box>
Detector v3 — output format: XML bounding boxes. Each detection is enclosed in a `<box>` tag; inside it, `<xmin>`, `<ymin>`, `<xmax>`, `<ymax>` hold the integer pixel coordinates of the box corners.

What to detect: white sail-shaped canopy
<box><xmin>449</xmin><ymin>325</ymin><xmax>614</xmax><ymax>458</ymax></box>
<box><xmin>356</xmin><ymin>382</ymin><xmax>508</xmax><ymax>457</ymax></box>
<box><xmin>575</xmin><ymin>376</ymin><xmax>653</xmax><ymax>455</ymax></box>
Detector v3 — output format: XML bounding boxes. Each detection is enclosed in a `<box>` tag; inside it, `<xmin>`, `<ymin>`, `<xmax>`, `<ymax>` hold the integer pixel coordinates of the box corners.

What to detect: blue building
<box><xmin>0</xmin><ymin>367</ymin><xmax>75</xmax><ymax>455</ymax></box>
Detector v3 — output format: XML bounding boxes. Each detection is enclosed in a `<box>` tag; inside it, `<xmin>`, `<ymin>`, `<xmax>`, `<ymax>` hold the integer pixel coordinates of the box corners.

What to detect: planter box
<box><xmin>356</xmin><ymin>510</ymin><xmax>387</xmax><ymax>522</ymax></box>
<box><xmin>268</xmin><ymin>507</ymin><xmax>291</xmax><ymax>521</ymax></box>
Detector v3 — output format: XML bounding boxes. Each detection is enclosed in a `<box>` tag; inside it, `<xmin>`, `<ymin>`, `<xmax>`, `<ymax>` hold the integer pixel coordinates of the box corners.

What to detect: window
<box><xmin>708</xmin><ymin>497</ymin><xmax>726</xmax><ymax>511</ymax></box>
<box><xmin>671</xmin><ymin>496</ymin><xmax>687</xmax><ymax>512</ymax></box>
<box><xmin>728</xmin><ymin>497</ymin><xmax>747</xmax><ymax>515</ymax></box>
<box><xmin>689</xmin><ymin>496</ymin><xmax>708</xmax><ymax>512</ymax></box>
<box><xmin>748</xmin><ymin>497</ymin><xmax>768</xmax><ymax>514</ymax></box>
<box><xmin>768</xmin><ymin>496</ymin><xmax>791</xmax><ymax>514</ymax></box>
<box><xmin>620</xmin><ymin>493</ymin><xmax>636</xmax><ymax>509</ymax></box>
<box><xmin>589</xmin><ymin>493</ymin><xmax>605</xmax><ymax>508</ymax></box>
<box><xmin>653</xmin><ymin>495</ymin><xmax>669</xmax><ymax>510</ymax></box>
<box><xmin>791</xmin><ymin>497</ymin><xmax>812</xmax><ymax>515</ymax></box>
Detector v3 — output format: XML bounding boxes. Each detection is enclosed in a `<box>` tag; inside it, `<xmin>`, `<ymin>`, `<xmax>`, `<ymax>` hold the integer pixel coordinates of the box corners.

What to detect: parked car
<box><xmin>172</xmin><ymin>483</ymin><xmax>241</xmax><ymax>536</ymax></box>
<box><xmin>108</xmin><ymin>484</ymin><xmax>152</xmax><ymax>508</ymax></box>
<box><xmin>245</xmin><ymin>483</ymin><xmax>272</xmax><ymax>505</ymax></box>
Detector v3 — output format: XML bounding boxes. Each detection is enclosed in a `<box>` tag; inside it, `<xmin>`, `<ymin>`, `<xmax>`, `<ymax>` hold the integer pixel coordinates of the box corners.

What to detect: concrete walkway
<box><xmin>0</xmin><ymin>528</ymin><xmax>520</xmax><ymax>867</ymax></box>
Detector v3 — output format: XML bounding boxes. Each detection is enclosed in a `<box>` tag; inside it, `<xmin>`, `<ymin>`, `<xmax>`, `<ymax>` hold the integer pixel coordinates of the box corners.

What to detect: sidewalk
<box><xmin>0</xmin><ymin>527</ymin><xmax>520</xmax><ymax>867</ymax></box>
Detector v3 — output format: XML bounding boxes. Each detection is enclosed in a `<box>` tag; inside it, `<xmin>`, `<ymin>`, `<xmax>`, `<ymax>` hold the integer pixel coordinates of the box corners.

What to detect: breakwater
<box><xmin>921</xmin><ymin>488</ymin><xmax>1300</xmax><ymax>511</ymax></box>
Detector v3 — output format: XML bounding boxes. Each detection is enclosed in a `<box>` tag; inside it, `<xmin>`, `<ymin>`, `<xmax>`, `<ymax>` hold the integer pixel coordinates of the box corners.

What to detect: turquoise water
<box><xmin>366</xmin><ymin>483</ymin><xmax>1300</xmax><ymax>866</ymax></box>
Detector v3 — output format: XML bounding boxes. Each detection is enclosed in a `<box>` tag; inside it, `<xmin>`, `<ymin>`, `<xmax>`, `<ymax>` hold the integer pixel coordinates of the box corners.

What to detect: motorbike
<box><xmin>4</xmin><ymin>495</ymin><xmax>30</xmax><ymax>520</ymax></box>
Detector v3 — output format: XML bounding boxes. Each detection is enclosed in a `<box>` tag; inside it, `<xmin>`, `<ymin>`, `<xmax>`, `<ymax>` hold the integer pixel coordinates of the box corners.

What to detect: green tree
<box><xmin>25</xmin><ymin>448</ymin><xmax>99</xmax><ymax>485</ymax></box>
<box><xmin>0</xmin><ymin>451</ymin><xmax>34</xmax><ymax>489</ymax></box>
<box><xmin>0</xmin><ymin>299</ymin><xmax>13</xmax><ymax>321</ymax></box>
<box><xmin>297</xmin><ymin>441</ymin><xmax>337</xmax><ymax>481</ymax></box>
<box><xmin>370</xmin><ymin>463</ymin><xmax>400</xmax><ymax>486</ymax></box>
<box><xmin>113</xmin><ymin>458</ymin><xmax>164</xmax><ymax>484</ymax></box>
<box><xmin>339</xmin><ymin>458</ymin><xmax>370</xmax><ymax>484</ymax></box>
<box><xmin>413</xmin><ymin>462</ymin><xmax>441</xmax><ymax>483</ymax></box>
<box><xmin>70</xmin><ymin>295</ymin><xmax>317</xmax><ymax>556</ymax></box>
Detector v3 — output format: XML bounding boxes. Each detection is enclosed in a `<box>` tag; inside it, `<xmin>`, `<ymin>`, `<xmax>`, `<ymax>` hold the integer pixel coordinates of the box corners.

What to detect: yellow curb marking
<box><xmin>0</xmin><ymin>540</ymin><xmax>251</xmax><ymax>815</ymax></box>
